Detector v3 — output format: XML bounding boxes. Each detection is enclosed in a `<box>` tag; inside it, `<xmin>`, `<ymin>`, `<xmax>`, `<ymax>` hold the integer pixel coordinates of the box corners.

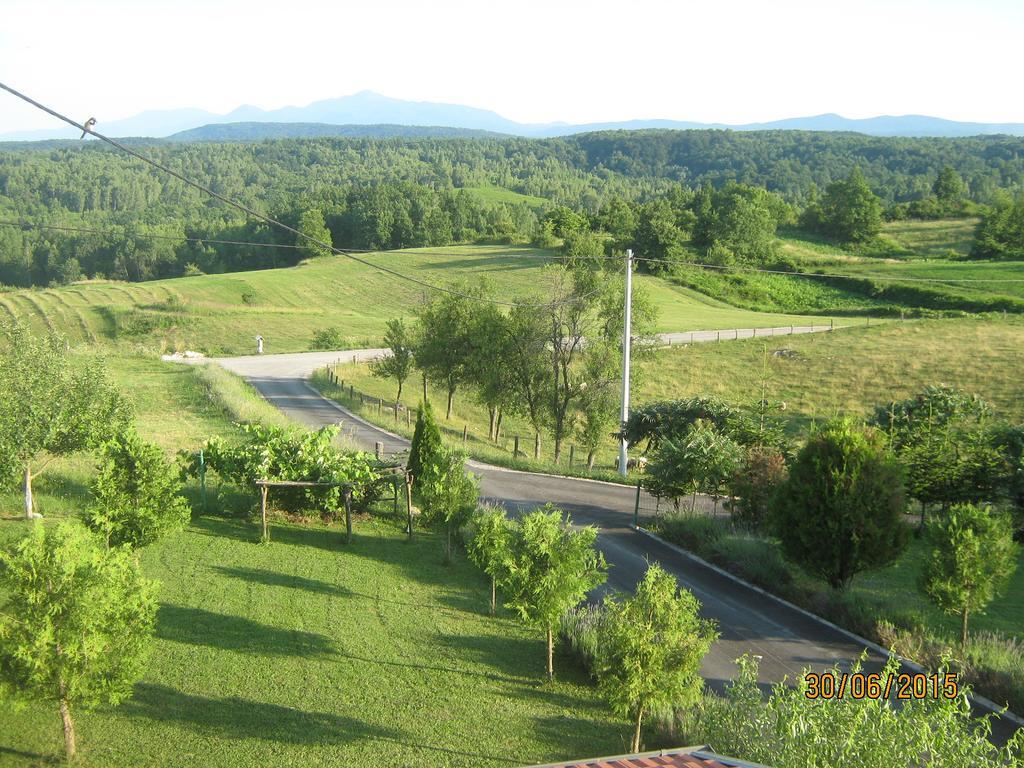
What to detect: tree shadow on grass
<box><xmin>156</xmin><ymin>604</ymin><xmax>335</xmax><ymax>657</ymax></box>
<box><xmin>0</xmin><ymin>746</ymin><xmax>61</xmax><ymax>765</ymax></box>
<box><xmin>212</xmin><ymin>566</ymin><xmax>352</xmax><ymax>597</ymax></box>
<box><xmin>433</xmin><ymin>632</ymin><xmax>547</xmax><ymax>682</ymax></box>
<box><xmin>120</xmin><ymin>684</ymin><xmax>524</xmax><ymax>762</ymax></box>
<box><xmin>119</xmin><ymin>684</ymin><xmax>402</xmax><ymax>746</ymax></box>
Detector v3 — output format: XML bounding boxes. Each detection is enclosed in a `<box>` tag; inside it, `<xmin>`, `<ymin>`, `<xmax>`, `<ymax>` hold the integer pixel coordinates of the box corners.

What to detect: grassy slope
<box><xmin>0</xmin><ymin>246</ymin><xmax>838</xmax><ymax>356</ymax></box>
<box><xmin>636</xmin><ymin>317</ymin><xmax>1024</xmax><ymax>429</ymax></box>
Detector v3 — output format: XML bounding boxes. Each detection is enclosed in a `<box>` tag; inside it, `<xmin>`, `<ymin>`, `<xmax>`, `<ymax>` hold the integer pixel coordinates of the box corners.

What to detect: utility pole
<box><xmin>619</xmin><ymin>249</ymin><xmax>633</xmax><ymax>477</ymax></box>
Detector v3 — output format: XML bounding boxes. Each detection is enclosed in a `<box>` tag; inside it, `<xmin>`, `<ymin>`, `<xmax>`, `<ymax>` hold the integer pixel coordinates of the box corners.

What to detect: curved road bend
<box><xmin>212</xmin><ymin>348</ymin><xmax>1020</xmax><ymax>742</ymax></box>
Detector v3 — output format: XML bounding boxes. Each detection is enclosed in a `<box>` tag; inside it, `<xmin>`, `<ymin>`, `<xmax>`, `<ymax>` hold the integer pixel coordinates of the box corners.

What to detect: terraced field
<box><xmin>0</xmin><ymin>246</ymin><xmax>826</xmax><ymax>354</ymax></box>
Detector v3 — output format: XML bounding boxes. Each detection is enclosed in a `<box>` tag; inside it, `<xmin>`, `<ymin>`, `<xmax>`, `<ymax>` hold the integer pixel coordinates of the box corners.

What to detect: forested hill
<box><xmin>2</xmin><ymin>129</ymin><xmax>1023</xmax><ymax>287</ymax></box>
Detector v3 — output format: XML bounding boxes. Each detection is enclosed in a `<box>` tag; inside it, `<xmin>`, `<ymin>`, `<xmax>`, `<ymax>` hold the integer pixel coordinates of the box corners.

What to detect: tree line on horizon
<box><xmin>1</xmin><ymin>130</ymin><xmax>1024</xmax><ymax>287</ymax></box>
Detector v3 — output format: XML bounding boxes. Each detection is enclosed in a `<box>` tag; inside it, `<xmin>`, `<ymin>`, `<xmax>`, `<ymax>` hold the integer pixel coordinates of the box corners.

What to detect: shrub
<box><xmin>710</xmin><ymin>535</ymin><xmax>794</xmax><ymax>594</ymax></box>
<box><xmin>83</xmin><ymin>431</ymin><xmax>191</xmax><ymax>549</ymax></box>
<box><xmin>729</xmin><ymin>446</ymin><xmax>787</xmax><ymax>530</ymax></box>
<box><xmin>656</xmin><ymin>514</ymin><xmax>727</xmax><ymax>553</ymax></box>
<box><xmin>770</xmin><ymin>419</ymin><xmax>907</xmax><ymax>589</ymax></box>
<box><xmin>310</xmin><ymin>326</ymin><xmax>345</xmax><ymax>351</ymax></box>
<box><xmin>558</xmin><ymin>603</ymin><xmax>608</xmax><ymax>677</ymax></box>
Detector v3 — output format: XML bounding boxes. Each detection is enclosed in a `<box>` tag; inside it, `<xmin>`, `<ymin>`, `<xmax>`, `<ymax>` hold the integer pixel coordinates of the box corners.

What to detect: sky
<box><xmin>1</xmin><ymin>0</ymin><xmax>1023</xmax><ymax>134</ymax></box>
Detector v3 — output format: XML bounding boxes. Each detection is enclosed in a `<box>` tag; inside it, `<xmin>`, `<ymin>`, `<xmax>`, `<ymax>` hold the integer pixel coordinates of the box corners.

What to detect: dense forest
<box><xmin>2</xmin><ymin>129</ymin><xmax>1023</xmax><ymax>287</ymax></box>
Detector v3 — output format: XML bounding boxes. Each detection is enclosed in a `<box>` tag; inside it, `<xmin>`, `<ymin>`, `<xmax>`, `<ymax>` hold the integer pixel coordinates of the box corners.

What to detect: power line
<box><xmin>0</xmin><ymin>81</ymin><xmax>590</xmax><ymax>309</ymax></box>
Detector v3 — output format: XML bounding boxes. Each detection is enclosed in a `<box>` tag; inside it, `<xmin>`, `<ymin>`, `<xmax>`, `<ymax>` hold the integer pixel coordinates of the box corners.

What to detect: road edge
<box><xmin>634</xmin><ymin>525</ymin><xmax>1024</xmax><ymax>728</ymax></box>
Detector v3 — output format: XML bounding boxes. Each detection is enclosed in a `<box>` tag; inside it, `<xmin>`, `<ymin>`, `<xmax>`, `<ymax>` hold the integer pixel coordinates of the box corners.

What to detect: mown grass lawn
<box><xmin>0</xmin><ymin>514</ymin><xmax>623</xmax><ymax>768</ymax></box>
<box><xmin>0</xmin><ymin>245</ymin><xmax>836</xmax><ymax>356</ymax></box>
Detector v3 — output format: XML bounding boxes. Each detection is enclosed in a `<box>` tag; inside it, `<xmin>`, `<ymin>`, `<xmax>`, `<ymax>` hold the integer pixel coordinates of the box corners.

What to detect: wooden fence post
<box><xmin>405</xmin><ymin>473</ymin><xmax>414</xmax><ymax>541</ymax></box>
<box><xmin>830</xmin><ymin>318</ymin><xmax>834</xmax><ymax>331</ymax></box>
<box><xmin>377</xmin><ymin>398</ymin><xmax>382</xmax><ymax>415</ymax></box>
<box><xmin>406</xmin><ymin>408</ymin><xmax>412</xmax><ymax>428</ymax></box>
<box><xmin>513</xmin><ymin>436</ymin><xmax>520</xmax><ymax>458</ymax></box>
<box><xmin>260</xmin><ymin>483</ymin><xmax>269</xmax><ymax>543</ymax></box>
<box><xmin>349</xmin><ymin>384</ymin><xmax>354</xmax><ymax>398</ymax></box>
<box><xmin>344</xmin><ymin>487</ymin><xmax>353</xmax><ymax>544</ymax></box>
<box><xmin>462</xmin><ymin>425</ymin><xmax>468</xmax><ymax>445</ymax></box>
<box><xmin>394</xmin><ymin>402</ymin><xmax>399</xmax><ymax>421</ymax></box>
<box><xmin>375</xmin><ymin>441</ymin><xmax>384</xmax><ymax>460</ymax></box>
<box><xmin>569</xmin><ymin>445</ymin><xmax>575</xmax><ymax>467</ymax></box>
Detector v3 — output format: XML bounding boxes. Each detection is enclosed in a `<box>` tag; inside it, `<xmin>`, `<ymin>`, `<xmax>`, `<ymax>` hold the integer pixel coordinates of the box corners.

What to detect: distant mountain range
<box><xmin>4</xmin><ymin>90</ymin><xmax>1024</xmax><ymax>142</ymax></box>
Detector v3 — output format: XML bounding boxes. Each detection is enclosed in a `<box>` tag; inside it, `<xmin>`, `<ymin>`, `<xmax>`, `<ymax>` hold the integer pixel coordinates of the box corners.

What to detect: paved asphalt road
<box><xmin>210</xmin><ymin>344</ymin><xmax>1021</xmax><ymax>742</ymax></box>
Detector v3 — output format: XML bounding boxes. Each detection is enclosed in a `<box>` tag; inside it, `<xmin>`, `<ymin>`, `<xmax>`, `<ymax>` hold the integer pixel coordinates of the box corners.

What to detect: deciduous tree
<box><xmin>0</xmin><ymin>522</ymin><xmax>157</xmax><ymax>762</ymax></box>
<box><xmin>504</xmin><ymin>505</ymin><xmax>607</xmax><ymax>679</ymax></box>
<box><xmin>596</xmin><ymin>564</ymin><xmax>718</xmax><ymax>753</ymax></box>
<box><xmin>921</xmin><ymin>503</ymin><xmax>1018</xmax><ymax>650</ymax></box>
<box><xmin>0</xmin><ymin>321</ymin><xmax>129</xmax><ymax>518</ymax></box>
<box><xmin>371</xmin><ymin>318</ymin><xmax>414</xmax><ymax>402</ymax></box>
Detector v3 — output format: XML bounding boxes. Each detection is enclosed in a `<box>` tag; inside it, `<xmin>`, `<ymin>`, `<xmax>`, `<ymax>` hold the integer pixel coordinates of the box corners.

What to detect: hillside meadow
<box><xmin>0</xmin><ymin>245</ymin><xmax>826</xmax><ymax>355</ymax></box>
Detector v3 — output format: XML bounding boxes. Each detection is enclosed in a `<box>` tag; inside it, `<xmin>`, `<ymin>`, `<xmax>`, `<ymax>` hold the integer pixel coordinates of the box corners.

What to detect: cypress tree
<box><xmin>407</xmin><ymin>400</ymin><xmax>442</xmax><ymax>497</ymax></box>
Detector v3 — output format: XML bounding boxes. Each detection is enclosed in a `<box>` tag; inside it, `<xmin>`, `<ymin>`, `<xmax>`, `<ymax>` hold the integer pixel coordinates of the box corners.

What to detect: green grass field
<box><xmin>0</xmin><ymin>355</ymin><xmax>628</xmax><ymax>767</ymax></box>
<box><xmin>0</xmin><ymin>515</ymin><xmax>625</xmax><ymax>768</ymax></box>
<box><xmin>636</xmin><ymin>316</ymin><xmax>1024</xmax><ymax>429</ymax></box>
<box><xmin>881</xmin><ymin>218</ymin><xmax>980</xmax><ymax>258</ymax></box>
<box><xmin>0</xmin><ymin>246</ymin><xmax>830</xmax><ymax>356</ymax></box>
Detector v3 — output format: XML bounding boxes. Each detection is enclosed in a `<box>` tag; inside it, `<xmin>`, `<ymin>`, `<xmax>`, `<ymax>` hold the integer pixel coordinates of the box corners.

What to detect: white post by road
<box><xmin>619</xmin><ymin>249</ymin><xmax>633</xmax><ymax>477</ymax></box>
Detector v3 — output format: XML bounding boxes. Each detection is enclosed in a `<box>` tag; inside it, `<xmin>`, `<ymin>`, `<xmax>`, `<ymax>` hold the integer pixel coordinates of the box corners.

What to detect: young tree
<box><xmin>465</xmin><ymin>505</ymin><xmax>516</xmax><ymax>613</ymax></box>
<box><xmin>82</xmin><ymin>430</ymin><xmax>192</xmax><ymax>549</ymax></box>
<box><xmin>596</xmin><ymin>564</ymin><xmax>718</xmax><ymax>753</ymax></box>
<box><xmin>0</xmin><ymin>522</ymin><xmax>157</xmax><ymax>761</ymax></box>
<box><xmin>770</xmin><ymin>420</ymin><xmax>907</xmax><ymax>590</ymax></box>
<box><xmin>933</xmin><ymin>166</ymin><xmax>965</xmax><ymax>206</ymax></box>
<box><xmin>921</xmin><ymin>504</ymin><xmax>1018</xmax><ymax>650</ymax></box>
<box><xmin>418</xmin><ymin>447</ymin><xmax>478</xmax><ymax>563</ymax></box>
<box><xmin>504</xmin><ymin>505</ymin><xmax>607</xmax><ymax>679</ymax></box>
<box><xmin>297</xmin><ymin>208</ymin><xmax>332</xmax><ymax>259</ymax></box>
<box><xmin>729</xmin><ymin>445</ymin><xmax>788</xmax><ymax>530</ymax></box>
<box><xmin>407</xmin><ymin>400</ymin><xmax>443</xmax><ymax>498</ymax></box>
<box><xmin>370</xmin><ymin>318</ymin><xmax>414</xmax><ymax>402</ymax></box>
<box><xmin>874</xmin><ymin>386</ymin><xmax>1004</xmax><ymax>525</ymax></box>
<box><xmin>645</xmin><ymin>420</ymin><xmax>744</xmax><ymax>512</ymax></box>
<box><xmin>0</xmin><ymin>321</ymin><xmax>129</xmax><ymax>518</ymax></box>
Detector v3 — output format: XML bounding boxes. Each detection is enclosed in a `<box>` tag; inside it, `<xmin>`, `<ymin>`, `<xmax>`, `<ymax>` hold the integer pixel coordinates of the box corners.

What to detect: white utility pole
<box><xmin>618</xmin><ymin>249</ymin><xmax>633</xmax><ymax>477</ymax></box>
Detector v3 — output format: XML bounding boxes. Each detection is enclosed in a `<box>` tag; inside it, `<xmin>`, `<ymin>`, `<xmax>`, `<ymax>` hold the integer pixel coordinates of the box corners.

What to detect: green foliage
<box><xmin>874</xmin><ymin>386</ymin><xmax>1007</xmax><ymax>513</ymax></box>
<box><xmin>622</xmin><ymin>396</ymin><xmax>757</xmax><ymax>454</ymax></box>
<box><xmin>369</xmin><ymin>318</ymin><xmax>414</xmax><ymax>400</ymax></box>
<box><xmin>685</xmin><ymin>654</ymin><xmax>1024</xmax><ymax>768</ymax></box>
<box><xmin>297</xmin><ymin>208</ymin><xmax>333</xmax><ymax>260</ymax></box>
<box><xmin>807</xmin><ymin>167</ymin><xmax>883</xmax><ymax>243</ymax></box>
<box><xmin>770</xmin><ymin>420</ymin><xmax>907</xmax><ymax>589</ymax></box>
<box><xmin>413</xmin><ymin>285</ymin><xmax>481</xmax><ymax>418</ymax></box>
<box><xmin>309</xmin><ymin>326</ymin><xmax>345</xmax><ymax>350</ymax></box>
<box><xmin>0</xmin><ymin>521</ymin><xmax>157</xmax><ymax>760</ymax></box>
<box><xmin>933</xmin><ymin>166</ymin><xmax>965</xmax><ymax>204</ymax></box>
<box><xmin>728</xmin><ymin>445</ymin><xmax>788</xmax><ymax>529</ymax></box>
<box><xmin>83</xmin><ymin>430</ymin><xmax>191</xmax><ymax>548</ymax></box>
<box><xmin>973</xmin><ymin>193</ymin><xmax>1024</xmax><ymax>260</ymax></box>
<box><xmin>596</xmin><ymin>564</ymin><xmax>717</xmax><ymax>752</ymax></box>
<box><xmin>645</xmin><ymin>421</ymin><xmax>744</xmax><ymax>509</ymax></box>
<box><xmin>921</xmin><ymin>504</ymin><xmax>1019</xmax><ymax>648</ymax></box>
<box><xmin>464</xmin><ymin>504</ymin><xmax>515</xmax><ymax>611</ymax></box>
<box><xmin>0</xmin><ymin>320</ymin><xmax>130</xmax><ymax>516</ymax></box>
<box><xmin>503</xmin><ymin>505</ymin><xmax>607</xmax><ymax>678</ymax></box>
<box><xmin>194</xmin><ymin>424</ymin><xmax>378</xmax><ymax>516</ymax></box>
<box><xmin>406</xmin><ymin>401</ymin><xmax>443</xmax><ymax>497</ymax></box>
<box><xmin>417</xmin><ymin>447</ymin><xmax>478</xmax><ymax>560</ymax></box>
<box><xmin>692</xmin><ymin>183</ymin><xmax>785</xmax><ymax>263</ymax></box>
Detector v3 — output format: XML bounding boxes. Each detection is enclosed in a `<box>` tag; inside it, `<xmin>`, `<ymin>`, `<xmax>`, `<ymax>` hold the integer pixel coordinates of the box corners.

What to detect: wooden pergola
<box><xmin>254</xmin><ymin>467</ymin><xmax>413</xmax><ymax>544</ymax></box>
